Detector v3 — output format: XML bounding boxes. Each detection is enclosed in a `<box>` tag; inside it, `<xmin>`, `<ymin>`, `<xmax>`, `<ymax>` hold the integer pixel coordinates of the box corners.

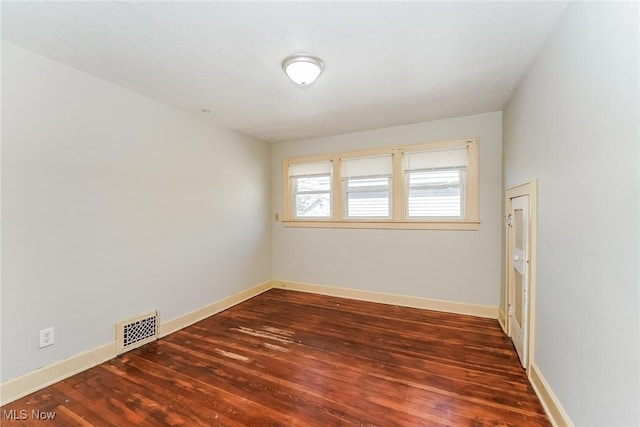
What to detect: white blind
<box><xmin>403</xmin><ymin>148</ymin><xmax>467</xmax><ymax>171</ymax></box>
<box><xmin>342</xmin><ymin>155</ymin><xmax>392</xmax><ymax>178</ymax></box>
<box><xmin>289</xmin><ymin>160</ymin><xmax>332</xmax><ymax>177</ymax></box>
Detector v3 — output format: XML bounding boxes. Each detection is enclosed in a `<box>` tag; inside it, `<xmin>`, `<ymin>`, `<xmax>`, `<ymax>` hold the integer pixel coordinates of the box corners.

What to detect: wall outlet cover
<box><xmin>39</xmin><ymin>327</ymin><xmax>54</xmax><ymax>348</ymax></box>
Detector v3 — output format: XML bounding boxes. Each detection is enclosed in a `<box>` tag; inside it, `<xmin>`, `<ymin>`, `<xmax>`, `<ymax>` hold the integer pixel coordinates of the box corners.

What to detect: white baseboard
<box><xmin>497</xmin><ymin>308</ymin><xmax>507</xmax><ymax>333</ymax></box>
<box><xmin>0</xmin><ymin>342</ymin><xmax>116</xmax><ymax>407</ymax></box>
<box><xmin>0</xmin><ymin>280</ymin><xmax>272</xmax><ymax>407</ymax></box>
<box><xmin>158</xmin><ymin>280</ymin><xmax>272</xmax><ymax>337</ymax></box>
<box><xmin>529</xmin><ymin>363</ymin><xmax>574</xmax><ymax>427</ymax></box>
<box><xmin>273</xmin><ymin>280</ymin><xmax>498</xmax><ymax>319</ymax></box>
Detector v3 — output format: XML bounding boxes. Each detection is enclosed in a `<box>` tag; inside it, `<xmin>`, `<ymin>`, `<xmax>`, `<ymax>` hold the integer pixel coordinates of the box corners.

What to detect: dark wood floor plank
<box><xmin>183</xmin><ymin>320</ymin><xmax>539</xmax><ymax>419</ymax></box>
<box><xmin>1</xmin><ymin>288</ymin><xmax>550</xmax><ymax>426</ymax></box>
<box><xmin>128</xmin><ymin>342</ymin><xmax>351</xmax><ymax>426</ymax></box>
<box><xmin>206</xmin><ymin>296</ymin><xmax>534</xmax><ymax>400</ymax></box>
<box><xmin>104</xmin><ymin>356</ymin><xmax>286</xmax><ymax>427</ymax></box>
<box><xmin>154</xmin><ymin>337</ymin><xmax>394</xmax><ymax>426</ymax></box>
<box><xmin>52</xmin><ymin>406</ymin><xmax>94</xmax><ymax>426</ymax></box>
<box><xmin>224</xmin><ymin>292</ymin><xmax>517</xmax><ymax>377</ymax></box>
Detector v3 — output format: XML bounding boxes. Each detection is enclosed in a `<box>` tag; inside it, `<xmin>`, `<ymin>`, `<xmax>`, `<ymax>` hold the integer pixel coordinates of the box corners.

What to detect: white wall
<box><xmin>272</xmin><ymin>112</ymin><xmax>502</xmax><ymax>307</ymax></box>
<box><xmin>503</xmin><ymin>2</ymin><xmax>639</xmax><ymax>425</ymax></box>
<box><xmin>1</xmin><ymin>42</ymin><xmax>272</xmax><ymax>382</ymax></box>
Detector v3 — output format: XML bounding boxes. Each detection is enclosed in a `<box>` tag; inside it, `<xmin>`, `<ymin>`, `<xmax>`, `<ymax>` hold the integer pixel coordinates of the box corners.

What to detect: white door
<box><xmin>508</xmin><ymin>195</ymin><xmax>529</xmax><ymax>368</ymax></box>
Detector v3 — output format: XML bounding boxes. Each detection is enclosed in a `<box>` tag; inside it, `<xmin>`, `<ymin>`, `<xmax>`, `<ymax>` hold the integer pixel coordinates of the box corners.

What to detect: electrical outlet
<box><xmin>39</xmin><ymin>327</ymin><xmax>54</xmax><ymax>348</ymax></box>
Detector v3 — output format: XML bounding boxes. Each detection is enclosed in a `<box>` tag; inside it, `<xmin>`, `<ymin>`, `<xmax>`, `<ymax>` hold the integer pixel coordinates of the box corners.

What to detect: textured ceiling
<box><xmin>1</xmin><ymin>1</ymin><xmax>566</xmax><ymax>142</ymax></box>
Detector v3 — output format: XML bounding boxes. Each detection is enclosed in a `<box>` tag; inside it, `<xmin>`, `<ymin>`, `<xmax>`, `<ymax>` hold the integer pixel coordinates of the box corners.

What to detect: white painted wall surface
<box><xmin>1</xmin><ymin>42</ymin><xmax>272</xmax><ymax>382</ymax></box>
<box><xmin>503</xmin><ymin>2</ymin><xmax>639</xmax><ymax>425</ymax></box>
<box><xmin>272</xmin><ymin>112</ymin><xmax>502</xmax><ymax>307</ymax></box>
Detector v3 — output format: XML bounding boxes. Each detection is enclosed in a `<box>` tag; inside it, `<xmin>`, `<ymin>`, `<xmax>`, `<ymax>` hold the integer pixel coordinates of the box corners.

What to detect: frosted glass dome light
<box><xmin>282</xmin><ymin>55</ymin><xmax>324</xmax><ymax>87</ymax></box>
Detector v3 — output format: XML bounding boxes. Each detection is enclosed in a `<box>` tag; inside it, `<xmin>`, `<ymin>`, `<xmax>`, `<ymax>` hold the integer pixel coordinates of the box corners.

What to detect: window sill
<box><xmin>282</xmin><ymin>220</ymin><xmax>480</xmax><ymax>231</ymax></box>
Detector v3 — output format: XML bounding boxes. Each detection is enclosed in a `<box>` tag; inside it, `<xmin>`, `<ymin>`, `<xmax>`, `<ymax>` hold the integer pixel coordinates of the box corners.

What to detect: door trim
<box><xmin>503</xmin><ymin>180</ymin><xmax>537</xmax><ymax>374</ymax></box>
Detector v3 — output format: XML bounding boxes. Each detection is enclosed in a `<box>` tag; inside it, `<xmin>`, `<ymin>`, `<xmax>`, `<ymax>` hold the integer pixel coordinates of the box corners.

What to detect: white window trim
<box><xmin>282</xmin><ymin>138</ymin><xmax>479</xmax><ymax>230</ymax></box>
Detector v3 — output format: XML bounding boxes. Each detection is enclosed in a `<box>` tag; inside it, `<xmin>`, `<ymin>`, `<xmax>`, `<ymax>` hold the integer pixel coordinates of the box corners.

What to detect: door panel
<box><xmin>514</xmin><ymin>271</ymin><xmax>523</xmax><ymax>326</ymax></box>
<box><xmin>509</xmin><ymin>195</ymin><xmax>529</xmax><ymax>368</ymax></box>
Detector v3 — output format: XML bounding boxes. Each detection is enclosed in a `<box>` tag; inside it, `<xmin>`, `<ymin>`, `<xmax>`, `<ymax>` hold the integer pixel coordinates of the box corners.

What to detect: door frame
<box><xmin>502</xmin><ymin>180</ymin><xmax>537</xmax><ymax>373</ymax></box>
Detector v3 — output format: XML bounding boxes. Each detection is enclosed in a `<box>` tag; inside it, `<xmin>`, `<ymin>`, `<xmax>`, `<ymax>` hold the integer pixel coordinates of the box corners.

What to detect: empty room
<box><xmin>1</xmin><ymin>1</ymin><xmax>638</xmax><ymax>426</ymax></box>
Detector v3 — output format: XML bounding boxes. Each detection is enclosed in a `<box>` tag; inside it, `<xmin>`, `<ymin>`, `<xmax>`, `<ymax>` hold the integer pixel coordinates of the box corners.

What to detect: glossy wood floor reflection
<box><xmin>2</xmin><ymin>289</ymin><xmax>550</xmax><ymax>426</ymax></box>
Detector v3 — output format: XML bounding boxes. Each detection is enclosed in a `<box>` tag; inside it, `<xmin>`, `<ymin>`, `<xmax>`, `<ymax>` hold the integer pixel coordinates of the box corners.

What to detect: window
<box><xmin>342</xmin><ymin>155</ymin><xmax>392</xmax><ymax>218</ymax></box>
<box><xmin>289</xmin><ymin>160</ymin><xmax>332</xmax><ymax>218</ymax></box>
<box><xmin>282</xmin><ymin>138</ymin><xmax>478</xmax><ymax>230</ymax></box>
<box><xmin>403</xmin><ymin>148</ymin><xmax>467</xmax><ymax>218</ymax></box>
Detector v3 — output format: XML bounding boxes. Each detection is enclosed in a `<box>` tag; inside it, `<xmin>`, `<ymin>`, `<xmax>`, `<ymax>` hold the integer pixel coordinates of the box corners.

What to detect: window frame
<box><xmin>282</xmin><ymin>138</ymin><xmax>479</xmax><ymax>230</ymax></box>
<box><xmin>341</xmin><ymin>153</ymin><xmax>394</xmax><ymax>219</ymax></box>
<box><xmin>282</xmin><ymin>159</ymin><xmax>335</xmax><ymax>223</ymax></box>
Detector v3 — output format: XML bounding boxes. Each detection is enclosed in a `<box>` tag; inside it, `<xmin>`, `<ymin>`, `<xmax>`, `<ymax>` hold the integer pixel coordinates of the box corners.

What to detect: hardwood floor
<box><xmin>1</xmin><ymin>289</ymin><xmax>550</xmax><ymax>426</ymax></box>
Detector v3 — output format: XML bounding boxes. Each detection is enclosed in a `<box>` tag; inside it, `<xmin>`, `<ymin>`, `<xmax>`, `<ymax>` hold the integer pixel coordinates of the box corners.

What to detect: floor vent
<box><xmin>116</xmin><ymin>310</ymin><xmax>158</xmax><ymax>355</ymax></box>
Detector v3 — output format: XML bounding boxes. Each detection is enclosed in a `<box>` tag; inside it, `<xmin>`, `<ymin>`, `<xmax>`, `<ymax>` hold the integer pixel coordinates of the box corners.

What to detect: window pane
<box><xmin>345</xmin><ymin>177</ymin><xmax>390</xmax><ymax>218</ymax></box>
<box><xmin>292</xmin><ymin>174</ymin><xmax>331</xmax><ymax>218</ymax></box>
<box><xmin>407</xmin><ymin>170</ymin><xmax>462</xmax><ymax>217</ymax></box>
<box><xmin>296</xmin><ymin>175</ymin><xmax>330</xmax><ymax>192</ymax></box>
<box><xmin>347</xmin><ymin>192</ymin><xmax>390</xmax><ymax>217</ymax></box>
<box><xmin>295</xmin><ymin>193</ymin><xmax>331</xmax><ymax>217</ymax></box>
<box><xmin>408</xmin><ymin>188</ymin><xmax>461</xmax><ymax>217</ymax></box>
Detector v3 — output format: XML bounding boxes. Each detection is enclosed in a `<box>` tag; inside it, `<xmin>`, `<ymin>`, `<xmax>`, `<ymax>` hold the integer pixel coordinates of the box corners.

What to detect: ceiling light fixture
<box><xmin>282</xmin><ymin>54</ymin><xmax>324</xmax><ymax>87</ymax></box>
